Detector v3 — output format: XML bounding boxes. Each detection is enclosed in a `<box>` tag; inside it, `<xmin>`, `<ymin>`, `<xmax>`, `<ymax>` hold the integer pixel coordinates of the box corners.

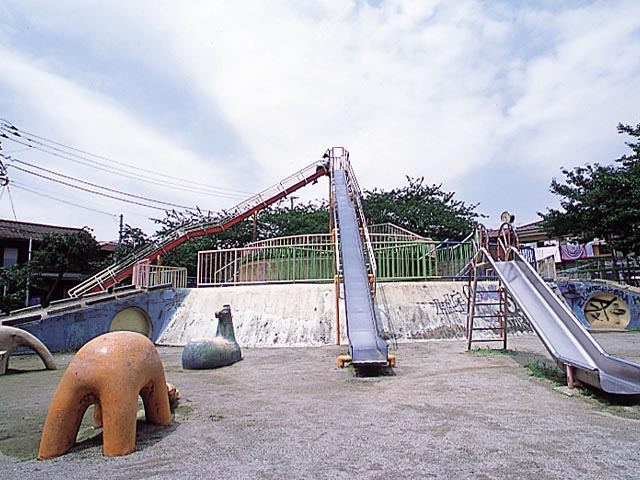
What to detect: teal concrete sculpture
<box><xmin>182</xmin><ymin>304</ymin><xmax>242</xmax><ymax>369</ymax></box>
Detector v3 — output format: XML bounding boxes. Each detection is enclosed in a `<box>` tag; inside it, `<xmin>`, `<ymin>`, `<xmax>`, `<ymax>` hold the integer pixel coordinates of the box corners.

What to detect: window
<box><xmin>3</xmin><ymin>247</ymin><xmax>18</xmax><ymax>267</ymax></box>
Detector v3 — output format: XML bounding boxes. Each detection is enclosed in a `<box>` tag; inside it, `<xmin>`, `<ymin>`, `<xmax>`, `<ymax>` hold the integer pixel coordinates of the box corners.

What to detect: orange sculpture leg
<box><xmin>38</xmin><ymin>331</ymin><xmax>172</xmax><ymax>459</ymax></box>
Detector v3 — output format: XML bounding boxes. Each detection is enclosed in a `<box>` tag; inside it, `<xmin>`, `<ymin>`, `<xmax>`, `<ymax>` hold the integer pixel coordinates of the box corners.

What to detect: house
<box><xmin>0</xmin><ymin>219</ymin><xmax>108</xmax><ymax>307</ymax></box>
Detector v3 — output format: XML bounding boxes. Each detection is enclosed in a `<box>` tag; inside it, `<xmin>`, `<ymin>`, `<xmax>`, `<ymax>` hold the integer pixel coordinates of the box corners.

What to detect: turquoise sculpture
<box><xmin>182</xmin><ymin>304</ymin><xmax>242</xmax><ymax>369</ymax></box>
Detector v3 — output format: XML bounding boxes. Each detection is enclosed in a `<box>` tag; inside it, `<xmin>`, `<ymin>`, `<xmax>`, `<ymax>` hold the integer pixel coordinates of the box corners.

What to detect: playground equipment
<box><xmin>182</xmin><ymin>304</ymin><xmax>242</xmax><ymax>369</ymax></box>
<box><xmin>67</xmin><ymin>147</ymin><xmax>391</xmax><ymax>369</ymax></box>
<box><xmin>196</xmin><ymin>225</ymin><xmax>470</xmax><ymax>287</ymax></box>
<box><xmin>0</xmin><ymin>325</ymin><xmax>56</xmax><ymax>375</ymax></box>
<box><xmin>467</xmin><ymin>216</ymin><xmax>640</xmax><ymax>394</ymax></box>
<box><xmin>38</xmin><ymin>331</ymin><xmax>173</xmax><ymax>459</ymax></box>
<box><xmin>329</xmin><ymin>147</ymin><xmax>391</xmax><ymax>368</ymax></box>
<box><xmin>68</xmin><ymin>160</ymin><xmax>331</xmax><ymax>297</ymax></box>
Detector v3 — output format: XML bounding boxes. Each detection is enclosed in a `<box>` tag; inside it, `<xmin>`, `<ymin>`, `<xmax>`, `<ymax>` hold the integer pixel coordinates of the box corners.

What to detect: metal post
<box><xmin>25</xmin><ymin>236</ymin><xmax>32</xmax><ymax>307</ymax></box>
<box><xmin>334</xmin><ymin>274</ymin><xmax>340</xmax><ymax>345</ymax></box>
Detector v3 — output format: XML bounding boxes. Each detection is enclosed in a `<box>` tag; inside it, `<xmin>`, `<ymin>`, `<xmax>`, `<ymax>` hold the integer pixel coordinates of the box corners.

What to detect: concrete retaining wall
<box><xmin>7</xmin><ymin>288</ymin><xmax>188</xmax><ymax>353</ymax></box>
<box><xmin>9</xmin><ymin>279</ymin><xmax>639</xmax><ymax>354</ymax></box>
<box><xmin>158</xmin><ymin>281</ymin><xmax>533</xmax><ymax>347</ymax></box>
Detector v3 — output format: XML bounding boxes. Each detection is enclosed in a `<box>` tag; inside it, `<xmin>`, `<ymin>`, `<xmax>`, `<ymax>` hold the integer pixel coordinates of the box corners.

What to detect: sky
<box><xmin>0</xmin><ymin>0</ymin><xmax>639</xmax><ymax>241</ymax></box>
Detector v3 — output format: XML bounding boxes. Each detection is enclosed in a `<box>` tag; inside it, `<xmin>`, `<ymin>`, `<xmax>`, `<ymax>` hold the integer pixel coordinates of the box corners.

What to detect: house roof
<box><xmin>0</xmin><ymin>219</ymin><xmax>87</xmax><ymax>241</ymax></box>
<box><xmin>515</xmin><ymin>220</ymin><xmax>551</xmax><ymax>244</ymax></box>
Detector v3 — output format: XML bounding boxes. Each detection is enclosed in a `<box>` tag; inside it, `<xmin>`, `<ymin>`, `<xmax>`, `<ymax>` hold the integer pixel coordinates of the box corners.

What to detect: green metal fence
<box><xmin>197</xmin><ymin>225</ymin><xmax>472</xmax><ymax>286</ymax></box>
<box><xmin>197</xmin><ymin>234</ymin><xmax>335</xmax><ymax>286</ymax></box>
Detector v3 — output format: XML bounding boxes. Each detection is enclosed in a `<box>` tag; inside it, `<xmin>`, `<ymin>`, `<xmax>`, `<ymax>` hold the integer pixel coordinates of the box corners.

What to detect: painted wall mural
<box><xmin>557</xmin><ymin>281</ymin><xmax>640</xmax><ymax>330</ymax></box>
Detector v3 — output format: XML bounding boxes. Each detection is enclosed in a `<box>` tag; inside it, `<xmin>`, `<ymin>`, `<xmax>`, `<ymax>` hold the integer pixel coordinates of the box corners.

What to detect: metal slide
<box><xmin>331</xmin><ymin>153</ymin><xmax>388</xmax><ymax>366</ymax></box>
<box><xmin>487</xmin><ymin>247</ymin><xmax>640</xmax><ymax>394</ymax></box>
<box><xmin>69</xmin><ymin>160</ymin><xmax>330</xmax><ymax>297</ymax></box>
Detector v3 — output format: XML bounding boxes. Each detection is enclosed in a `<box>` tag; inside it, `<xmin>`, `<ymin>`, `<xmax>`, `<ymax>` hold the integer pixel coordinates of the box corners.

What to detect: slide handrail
<box><xmin>69</xmin><ymin>159</ymin><xmax>330</xmax><ymax>297</ymax></box>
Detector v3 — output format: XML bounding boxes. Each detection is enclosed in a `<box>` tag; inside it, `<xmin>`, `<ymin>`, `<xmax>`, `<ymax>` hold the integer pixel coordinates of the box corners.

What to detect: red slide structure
<box><xmin>68</xmin><ymin>160</ymin><xmax>330</xmax><ymax>297</ymax></box>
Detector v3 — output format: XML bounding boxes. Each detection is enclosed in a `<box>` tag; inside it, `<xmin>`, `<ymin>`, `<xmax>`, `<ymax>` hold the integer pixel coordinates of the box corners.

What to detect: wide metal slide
<box><xmin>331</xmin><ymin>149</ymin><xmax>388</xmax><ymax>366</ymax></box>
<box><xmin>488</xmin><ymin>247</ymin><xmax>640</xmax><ymax>394</ymax></box>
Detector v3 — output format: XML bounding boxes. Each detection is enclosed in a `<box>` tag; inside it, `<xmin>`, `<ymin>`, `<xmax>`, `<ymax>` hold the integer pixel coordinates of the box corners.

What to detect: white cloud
<box><xmin>0</xmin><ymin>0</ymin><xmax>639</xmax><ymax>237</ymax></box>
<box><xmin>0</xmin><ymin>47</ymin><xmax>247</xmax><ymax>238</ymax></box>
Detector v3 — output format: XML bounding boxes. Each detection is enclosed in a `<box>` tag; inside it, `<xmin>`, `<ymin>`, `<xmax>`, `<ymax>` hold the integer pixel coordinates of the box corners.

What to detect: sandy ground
<box><xmin>1</xmin><ymin>332</ymin><xmax>640</xmax><ymax>480</ymax></box>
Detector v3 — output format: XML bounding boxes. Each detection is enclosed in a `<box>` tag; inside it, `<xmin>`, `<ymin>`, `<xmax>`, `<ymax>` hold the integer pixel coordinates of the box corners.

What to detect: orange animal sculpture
<box><xmin>38</xmin><ymin>331</ymin><xmax>173</xmax><ymax>459</ymax></box>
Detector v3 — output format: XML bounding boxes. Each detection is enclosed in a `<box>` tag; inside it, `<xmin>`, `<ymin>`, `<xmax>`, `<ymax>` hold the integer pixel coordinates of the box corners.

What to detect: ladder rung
<box><xmin>471</xmin><ymin>327</ymin><xmax>505</xmax><ymax>331</ymax></box>
<box><xmin>469</xmin><ymin>338</ymin><xmax>506</xmax><ymax>343</ymax></box>
<box><xmin>472</xmin><ymin>314</ymin><xmax>505</xmax><ymax>319</ymax></box>
<box><xmin>473</xmin><ymin>302</ymin><xmax>502</xmax><ymax>306</ymax></box>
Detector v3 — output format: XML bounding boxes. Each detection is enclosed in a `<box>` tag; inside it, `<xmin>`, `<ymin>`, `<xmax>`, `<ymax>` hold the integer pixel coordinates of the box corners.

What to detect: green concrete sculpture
<box><xmin>182</xmin><ymin>304</ymin><xmax>242</xmax><ymax>369</ymax></box>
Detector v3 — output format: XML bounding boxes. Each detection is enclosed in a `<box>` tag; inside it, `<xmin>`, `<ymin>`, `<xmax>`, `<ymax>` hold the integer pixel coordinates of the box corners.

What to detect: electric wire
<box><xmin>0</xmin><ymin>119</ymin><xmax>250</xmax><ymax>199</ymax></box>
<box><xmin>8</xmin><ymin>157</ymin><xmax>198</xmax><ymax>211</ymax></box>
<box><xmin>10</xmin><ymin>181</ymin><xmax>118</xmax><ymax>218</ymax></box>
<box><xmin>6</xmin><ymin>184</ymin><xmax>17</xmax><ymax>220</ymax></box>
<box><xmin>6</xmin><ymin>163</ymin><xmax>174</xmax><ymax>211</ymax></box>
<box><xmin>0</xmin><ymin>119</ymin><xmax>245</xmax><ymax>194</ymax></box>
<box><xmin>1</xmin><ymin>131</ymin><xmax>246</xmax><ymax>200</ymax></box>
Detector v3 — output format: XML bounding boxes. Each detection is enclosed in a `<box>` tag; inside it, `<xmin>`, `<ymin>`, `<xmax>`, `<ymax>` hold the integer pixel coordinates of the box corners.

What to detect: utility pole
<box><xmin>117</xmin><ymin>214</ymin><xmax>124</xmax><ymax>262</ymax></box>
<box><xmin>118</xmin><ymin>214</ymin><xmax>124</xmax><ymax>246</ymax></box>
<box><xmin>25</xmin><ymin>236</ymin><xmax>32</xmax><ymax>307</ymax></box>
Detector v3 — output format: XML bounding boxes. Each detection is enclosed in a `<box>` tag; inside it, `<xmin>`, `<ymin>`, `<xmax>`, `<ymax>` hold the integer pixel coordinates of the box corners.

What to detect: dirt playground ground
<box><xmin>1</xmin><ymin>332</ymin><xmax>639</xmax><ymax>480</ymax></box>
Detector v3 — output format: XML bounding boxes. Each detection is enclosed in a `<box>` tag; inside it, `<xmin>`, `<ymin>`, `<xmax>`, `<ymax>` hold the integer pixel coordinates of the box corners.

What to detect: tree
<box><xmin>114</xmin><ymin>224</ymin><xmax>150</xmax><ymax>261</ymax></box>
<box><xmin>150</xmin><ymin>201</ymin><xmax>330</xmax><ymax>277</ymax></box>
<box><xmin>363</xmin><ymin>177</ymin><xmax>481</xmax><ymax>240</ymax></box>
<box><xmin>150</xmin><ymin>210</ymin><xmax>255</xmax><ymax>277</ymax></box>
<box><xmin>542</xmin><ymin>122</ymin><xmax>640</xmax><ymax>259</ymax></box>
<box><xmin>257</xmin><ymin>200</ymin><xmax>330</xmax><ymax>238</ymax></box>
<box><xmin>31</xmin><ymin>228</ymin><xmax>101</xmax><ymax>307</ymax></box>
<box><xmin>0</xmin><ymin>262</ymin><xmax>37</xmax><ymax>313</ymax></box>
<box><xmin>122</xmin><ymin>178</ymin><xmax>478</xmax><ymax>278</ymax></box>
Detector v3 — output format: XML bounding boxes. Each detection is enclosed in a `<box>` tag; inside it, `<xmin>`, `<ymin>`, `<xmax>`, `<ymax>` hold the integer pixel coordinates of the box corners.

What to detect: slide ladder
<box><xmin>329</xmin><ymin>147</ymin><xmax>389</xmax><ymax>367</ymax></box>
<box><xmin>69</xmin><ymin>160</ymin><xmax>330</xmax><ymax>297</ymax></box>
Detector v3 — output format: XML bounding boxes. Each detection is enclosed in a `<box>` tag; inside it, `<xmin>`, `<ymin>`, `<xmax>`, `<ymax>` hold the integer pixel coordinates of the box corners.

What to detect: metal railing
<box><xmin>68</xmin><ymin>158</ymin><xmax>329</xmax><ymax>297</ymax></box>
<box><xmin>375</xmin><ymin>239</ymin><xmax>472</xmax><ymax>280</ymax></box>
<box><xmin>197</xmin><ymin>234</ymin><xmax>335</xmax><ymax>286</ymax></box>
<box><xmin>132</xmin><ymin>259</ymin><xmax>188</xmax><ymax>289</ymax></box>
<box><xmin>329</xmin><ymin>147</ymin><xmax>377</xmax><ymax>280</ymax></box>
<box><xmin>197</xmin><ymin>230</ymin><xmax>472</xmax><ymax>286</ymax></box>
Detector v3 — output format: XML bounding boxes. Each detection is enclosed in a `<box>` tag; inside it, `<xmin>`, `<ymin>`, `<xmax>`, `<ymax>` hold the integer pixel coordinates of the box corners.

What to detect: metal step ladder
<box><xmin>466</xmin><ymin>258</ymin><xmax>508</xmax><ymax>350</ymax></box>
<box><xmin>466</xmin><ymin>221</ymin><xmax>515</xmax><ymax>351</ymax></box>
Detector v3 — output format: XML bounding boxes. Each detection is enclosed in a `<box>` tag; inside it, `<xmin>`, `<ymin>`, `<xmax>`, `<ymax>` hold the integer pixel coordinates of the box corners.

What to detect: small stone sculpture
<box><xmin>182</xmin><ymin>304</ymin><xmax>242</xmax><ymax>369</ymax></box>
<box><xmin>38</xmin><ymin>331</ymin><xmax>173</xmax><ymax>459</ymax></box>
<box><xmin>0</xmin><ymin>325</ymin><xmax>56</xmax><ymax>375</ymax></box>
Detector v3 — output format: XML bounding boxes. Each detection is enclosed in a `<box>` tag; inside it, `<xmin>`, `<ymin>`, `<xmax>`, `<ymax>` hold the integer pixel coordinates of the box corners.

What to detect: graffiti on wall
<box><xmin>422</xmin><ymin>283</ymin><xmax>530</xmax><ymax>331</ymax></box>
<box><xmin>428</xmin><ymin>291</ymin><xmax>467</xmax><ymax>316</ymax></box>
<box><xmin>557</xmin><ymin>281</ymin><xmax>640</xmax><ymax>330</ymax></box>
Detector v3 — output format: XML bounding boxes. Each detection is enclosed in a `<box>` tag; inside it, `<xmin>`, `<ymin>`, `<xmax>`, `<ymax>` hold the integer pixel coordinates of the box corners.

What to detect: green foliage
<box><xmin>471</xmin><ymin>347</ymin><xmax>516</xmax><ymax>355</ymax></box>
<box><xmin>114</xmin><ymin>224</ymin><xmax>150</xmax><ymax>261</ymax></box>
<box><xmin>32</xmin><ymin>229</ymin><xmax>100</xmax><ymax>274</ymax></box>
<box><xmin>0</xmin><ymin>262</ymin><xmax>37</xmax><ymax>313</ymax></box>
<box><xmin>151</xmin><ymin>211</ymin><xmax>251</xmax><ymax>275</ymax></box>
<box><xmin>363</xmin><ymin>177</ymin><xmax>481</xmax><ymax>240</ymax></box>
<box><xmin>123</xmin><ymin>177</ymin><xmax>478</xmax><ymax>275</ymax></box>
<box><xmin>257</xmin><ymin>200</ymin><xmax>330</xmax><ymax>238</ymax></box>
<box><xmin>542</xmin><ymin>122</ymin><xmax>640</xmax><ymax>258</ymax></box>
<box><xmin>31</xmin><ymin>228</ymin><xmax>101</xmax><ymax>306</ymax></box>
<box><xmin>525</xmin><ymin>359</ymin><xmax>564</xmax><ymax>383</ymax></box>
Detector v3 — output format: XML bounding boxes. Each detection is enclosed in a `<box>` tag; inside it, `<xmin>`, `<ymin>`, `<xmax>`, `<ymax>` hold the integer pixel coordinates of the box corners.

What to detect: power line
<box><xmin>10</xmin><ymin>181</ymin><xmax>118</xmax><ymax>218</ymax></box>
<box><xmin>0</xmin><ymin>119</ymin><xmax>250</xmax><ymax>199</ymax></box>
<box><xmin>8</xmin><ymin>156</ymin><xmax>199</xmax><ymax>211</ymax></box>
<box><xmin>1</xmin><ymin>130</ymin><xmax>246</xmax><ymax>200</ymax></box>
<box><xmin>6</xmin><ymin>184</ymin><xmax>17</xmax><ymax>220</ymax></box>
<box><xmin>6</xmin><ymin>161</ymin><xmax>173</xmax><ymax>212</ymax></box>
